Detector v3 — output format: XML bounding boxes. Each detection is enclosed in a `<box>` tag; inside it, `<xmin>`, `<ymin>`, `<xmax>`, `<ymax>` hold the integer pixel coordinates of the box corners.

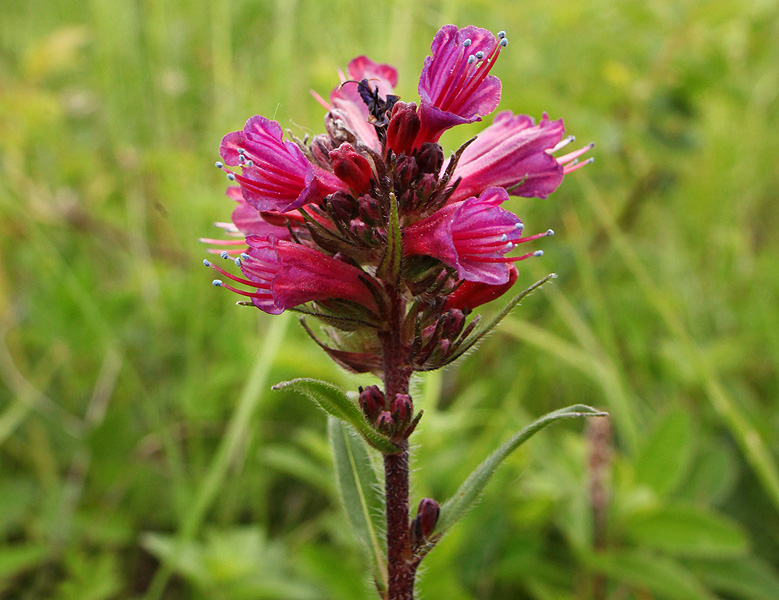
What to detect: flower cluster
<box><xmin>204</xmin><ymin>24</ymin><xmax>591</xmax><ymax>437</ymax></box>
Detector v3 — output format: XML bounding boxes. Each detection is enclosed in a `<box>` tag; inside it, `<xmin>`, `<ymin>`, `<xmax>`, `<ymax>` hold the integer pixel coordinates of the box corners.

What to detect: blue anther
<box><xmin>234</xmin><ymin>258</ymin><xmax>242</xmax><ymax>267</ymax></box>
<box><xmin>500</xmin><ymin>234</ymin><xmax>508</xmax><ymax>242</ymax></box>
<box><xmin>227</xmin><ymin>173</ymin><xmax>236</xmax><ymax>181</ymax></box>
<box><xmin>237</xmin><ymin>147</ymin><xmax>245</xmax><ymax>154</ymax></box>
<box><xmin>240</xmin><ymin>253</ymin><xmax>250</xmax><ymax>260</ymax></box>
<box><xmin>467</xmin><ymin>55</ymin><xmax>476</xmax><ymax>64</ymax></box>
<box><xmin>463</xmin><ymin>39</ymin><xmax>472</xmax><ymax>47</ymax></box>
<box><xmin>546</xmin><ymin>229</ymin><xmax>555</xmax><ymax>236</ymax></box>
<box><xmin>239</xmin><ymin>154</ymin><xmax>245</xmax><ymax>163</ymax></box>
<box><xmin>220</xmin><ymin>250</ymin><xmax>229</xmax><ymax>259</ymax></box>
<box><xmin>244</xmin><ymin>160</ymin><xmax>254</xmax><ymax>167</ymax></box>
<box><xmin>203</xmin><ymin>259</ymin><xmax>211</xmax><ymax>267</ymax></box>
<box><xmin>500</xmin><ymin>38</ymin><xmax>508</xmax><ymax>47</ymax></box>
<box><xmin>215</xmin><ymin>161</ymin><xmax>223</xmax><ymax>168</ymax></box>
<box><xmin>533</xmin><ymin>250</ymin><xmax>544</xmax><ymax>257</ymax></box>
<box><xmin>212</xmin><ymin>279</ymin><xmax>224</xmax><ymax>286</ymax></box>
<box><xmin>497</xmin><ymin>30</ymin><xmax>506</xmax><ymax>39</ymax></box>
<box><xmin>475</xmin><ymin>51</ymin><xmax>485</xmax><ymax>60</ymax></box>
<box><xmin>515</xmin><ymin>222</ymin><xmax>524</xmax><ymax>230</ymax></box>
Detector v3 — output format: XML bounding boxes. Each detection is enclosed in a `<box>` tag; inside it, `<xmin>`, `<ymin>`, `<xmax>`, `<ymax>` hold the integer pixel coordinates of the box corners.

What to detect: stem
<box><xmin>380</xmin><ymin>284</ymin><xmax>415</xmax><ymax>600</ymax></box>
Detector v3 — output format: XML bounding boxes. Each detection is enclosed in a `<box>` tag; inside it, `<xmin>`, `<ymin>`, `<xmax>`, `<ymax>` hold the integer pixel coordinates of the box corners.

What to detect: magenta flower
<box><xmin>415</xmin><ymin>25</ymin><xmax>506</xmax><ymax>146</ymax></box>
<box><xmin>448</xmin><ymin>111</ymin><xmax>594</xmax><ymax>202</ymax></box>
<box><xmin>404</xmin><ymin>187</ymin><xmax>552</xmax><ymax>285</ymax></box>
<box><xmin>219</xmin><ymin>116</ymin><xmax>345</xmax><ymax>213</ymax></box>
<box><xmin>206</xmin><ymin>235</ymin><xmax>379</xmax><ymax>315</ymax></box>
<box><xmin>317</xmin><ymin>56</ymin><xmax>398</xmax><ymax>152</ymax></box>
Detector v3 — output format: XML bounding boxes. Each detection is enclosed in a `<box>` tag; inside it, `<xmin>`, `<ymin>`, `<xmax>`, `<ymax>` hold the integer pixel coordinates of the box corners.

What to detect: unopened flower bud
<box><xmin>415</xmin><ymin>142</ymin><xmax>444</xmax><ymax>175</ymax></box>
<box><xmin>330</xmin><ymin>142</ymin><xmax>373</xmax><ymax>195</ymax></box>
<box><xmin>417</xmin><ymin>498</ymin><xmax>440</xmax><ymax>538</ymax></box>
<box><xmin>359</xmin><ymin>385</ymin><xmax>385</xmax><ymax>421</ymax></box>
<box><xmin>358</xmin><ymin>194</ymin><xmax>382</xmax><ymax>226</ymax></box>
<box><xmin>440</xmin><ymin>309</ymin><xmax>466</xmax><ymax>340</ymax></box>
<box><xmin>395</xmin><ymin>155</ymin><xmax>419</xmax><ymax>189</ymax></box>
<box><xmin>310</xmin><ymin>134</ymin><xmax>335</xmax><ymax>167</ymax></box>
<box><xmin>414</xmin><ymin>173</ymin><xmax>437</xmax><ymax>206</ymax></box>
<box><xmin>391</xmin><ymin>393</ymin><xmax>413</xmax><ymax>426</ymax></box>
<box><xmin>327</xmin><ymin>191</ymin><xmax>357</xmax><ymax>222</ymax></box>
<box><xmin>376</xmin><ymin>410</ymin><xmax>394</xmax><ymax>433</ymax></box>
<box><xmin>386</xmin><ymin>101</ymin><xmax>421</xmax><ymax>157</ymax></box>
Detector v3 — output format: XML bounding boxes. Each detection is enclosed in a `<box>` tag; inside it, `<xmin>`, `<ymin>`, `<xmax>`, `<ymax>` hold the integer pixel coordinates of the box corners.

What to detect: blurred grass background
<box><xmin>2</xmin><ymin>0</ymin><xmax>779</xmax><ymax>598</ymax></box>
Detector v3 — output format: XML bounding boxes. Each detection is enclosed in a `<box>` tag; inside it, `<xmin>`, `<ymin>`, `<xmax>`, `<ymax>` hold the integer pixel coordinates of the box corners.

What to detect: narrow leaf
<box><xmin>443</xmin><ymin>273</ymin><xmax>557</xmax><ymax>367</ymax></box>
<box><xmin>437</xmin><ymin>404</ymin><xmax>607</xmax><ymax>534</ymax></box>
<box><xmin>328</xmin><ymin>418</ymin><xmax>387</xmax><ymax>592</ymax></box>
<box><xmin>272</xmin><ymin>378</ymin><xmax>399</xmax><ymax>454</ymax></box>
<box><xmin>376</xmin><ymin>192</ymin><xmax>401</xmax><ymax>282</ymax></box>
<box><xmin>691</xmin><ymin>556</ymin><xmax>779</xmax><ymax>600</ymax></box>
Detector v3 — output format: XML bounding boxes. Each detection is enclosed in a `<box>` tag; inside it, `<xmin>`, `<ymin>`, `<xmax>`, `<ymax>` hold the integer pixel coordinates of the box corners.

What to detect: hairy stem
<box><xmin>380</xmin><ymin>284</ymin><xmax>415</xmax><ymax>600</ymax></box>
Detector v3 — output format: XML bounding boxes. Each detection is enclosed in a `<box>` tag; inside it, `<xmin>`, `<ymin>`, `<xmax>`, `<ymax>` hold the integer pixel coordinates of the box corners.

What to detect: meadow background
<box><xmin>2</xmin><ymin>0</ymin><xmax>779</xmax><ymax>598</ymax></box>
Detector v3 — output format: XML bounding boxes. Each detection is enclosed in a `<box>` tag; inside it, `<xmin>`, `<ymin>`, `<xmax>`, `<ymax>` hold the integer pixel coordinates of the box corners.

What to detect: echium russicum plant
<box><xmin>203</xmin><ymin>25</ymin><xmax>606</xmax><ymax>600</ymax></box>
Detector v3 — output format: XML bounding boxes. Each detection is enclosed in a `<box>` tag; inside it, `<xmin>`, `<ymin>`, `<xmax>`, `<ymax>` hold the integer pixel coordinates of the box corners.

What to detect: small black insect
<box><xmin>354</xmin><ymin>78</ymin><xmax>400</xmax><ymax>126</ymax></box>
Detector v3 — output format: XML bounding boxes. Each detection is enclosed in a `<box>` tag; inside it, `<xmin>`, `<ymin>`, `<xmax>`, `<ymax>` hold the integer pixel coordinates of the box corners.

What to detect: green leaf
<box><xmin>0</xmin><ymin>543</ymin><xmax>47</xmax><ymax>583</ymax></box>
<box><xmin>437</xmin><ymin>404</ymin><xmax>607</xmax><ymax>534</ymax></box>
<box><xmin>584</xmin><ymin>549</ymin><xmax>715</xmax><ymax>600</ymax></box>
<box><xmin>443</xmin><ymin>274</ymin><xmax>557</xmax><ymax>367</ymax></box>
<box><xmin>635</xmin><ymin>410</ymin><xmax>692</xmax><ymax>497</ymax></box>
<box><xmin>327</xmin><ymin>417</ymin><xmax>387</xmax><ymax>593</ymax></box>
<box><xmin>376</xmin><ymin>191</ymin><xmax>401</xmax><ymax>282</ymax></box>
<box><xmin>624</xmin><ymin>504</ymin><xmax>748</xmax><ymax>558</ymax></box>
<box><xmin>691</xmin><ymin>556</ymin><xmax>779</xmax><ymax>600</ymax></box>
<box><xmin>272</xmin><ymin>378</ymin><xmax>399</xmax><ymax>454</ymax></box>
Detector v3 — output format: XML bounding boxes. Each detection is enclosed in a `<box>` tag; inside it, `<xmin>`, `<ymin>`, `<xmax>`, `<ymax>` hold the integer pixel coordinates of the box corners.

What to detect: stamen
<box><xmin>463</xmin><ymin>39</ymin><xmax>472</xmax><ymax>47</ymax></box>
<box><xmin>549</xmin><ymin>135</ymin><xmax>576</xmax><ymax>154</ymax></box>
<box><xmin>244</xmin><ymin>160</ymin><xmax>254</xmax><ymax>168</ymax></box>
<box><xmin>500</xmin><ymin>38</ymin><xmax>508</xmax><ymax>47</ymax></box>
<box><xmin>497</xmin><ymin>30</ymin><xmax>506</xmax><ymax>39</ymax></box>
<box><xmin>237</xmin><ymin>148</ymin><xmax>245</xmax><ymax>155</ymax></box>
<box><xmin>534</xmin><ymin>250</ymin><xmax>544</xmax><ymax>257</ymax></box>
<box><xmin>556</xmin><ymin>142</ymin><xmax>595</xmax><ymax>165</ymax></box>
<box><xmin>563</xmin><ymin>157</ymin><xmax>594</xmax><ymax>175</ymax></box>
<box><xmin>467</xmin><ymin>55</ymin><xmax>476</xmax><ymax>64</ymax></box>
<box><xmin>310</xmin><ymin>88</ymin><xmax>331</xmax><ymax>110</ymax></box>
<box><xmin>206</xmin><ymin>261</ymin><xmax>258</xmax><ymax>287</ymax></box>
<box><xmin>241</xmin><ymin>253</ymin><xmax>251</xmax><ymax>260</ymax></box>
<box><xmin>215</xmin><ymin>161</ymin><xmax>223</xmax><ymax>168</ymax></box>
<box><xmin>500</xmin><ymin>234</ymin><xmax>508</xmax><ymax>242</ymax></box>
<box><xmin>221</xmin><ymin>250</ymin><xmax>230</xmax><ymax>259</ymax></box>
<box><xmin>212</xmin><ymin>279</ymin><xmax>223</xmax><ymax>286</ymax></box>
<box><xmin>226</xmin><ymin>173</ymin><xmax>236</xmax><ymax>181</ymax></box>
<box><xmin>475</xmin><ymin>51</ymin><xmax>485</xmax><ymax>60</ymax></box>
<box><xmin>235</xmin><ymin>257</ymin><xmax>242</xmax><ymax>267</ymax></box>
<box><xmin>203</xmin><ymin>259</ymin><xmax>211</xmax><ymax>267</ymax></box>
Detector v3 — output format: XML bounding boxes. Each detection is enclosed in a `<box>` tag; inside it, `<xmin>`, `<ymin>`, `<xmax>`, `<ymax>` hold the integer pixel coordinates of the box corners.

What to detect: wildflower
<box><xmin>448</xmin><ymin>111</ymin><xmax>594</xmax><ymax>202</ymax></box>
<box><xmin>219</xmin><ymin>116</ymin><xmax>345</xmax><ymax>213</ymax></box>
<box><xmin>206</xmin><ymin>235</ymin><xmax>380</xmax><ymax>315</ymax></box>
<box><xmin>415</xmin><ymin>25</ymin><xmax>506</xmax><ymax>146</ymax></box>
<box><xmin>404</xmin><ymin>187</ymin><xmax>552</xmax><ymax>285</ymax></box>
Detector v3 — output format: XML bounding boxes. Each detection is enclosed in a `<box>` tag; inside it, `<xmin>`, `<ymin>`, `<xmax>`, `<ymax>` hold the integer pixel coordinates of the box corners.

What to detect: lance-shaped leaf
<box><xmin>376</xmin><ymin>192</ymin><xmax>401</xmax><ymax>282</ymax></box>
<box><xmin>272</xmin><ymin>378</ymin><xmax>399</xmax><ymax>453</ymax></box>
<box><xmin>436</xmin><ymin>404</ymin><xmax>607</xmax><ymax>534</ymax></box>
<box><xmin>328</xmin><ymin>417</ymin><xmax>387</xmax><ymax>594</ymax></box>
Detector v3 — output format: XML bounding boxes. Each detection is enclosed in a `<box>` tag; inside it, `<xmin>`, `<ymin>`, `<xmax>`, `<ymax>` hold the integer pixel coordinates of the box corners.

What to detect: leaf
<box><xmin>436</xmin><ymin>404</ymin><xmax>607</xmax><ymax>534</ymax></box>
<box><xmin>584</xmin><ymin>549</ymin><xmax>715</xmax><ymax>600</ymax></box>
<box><xmin>272</xmin><ymin>378</ymin><xmax>399</xmax><ymax>454</ymax></box>
<box><xmin>328</xmin><ymin>417</ymin><xmax>387</xmax><ymax>593</ymax></box>
<box><xmin>376</xmin><ymin>191</ymin><xmax>401</xmax><ymax>282</ymax></box>
<box><xmin>635</xmin><ymin>410</ymin><xmax>692</xmax><ymax>497</ymax></box>
<box><xmin>691</xmin><ymin>556</ymin><xmax>779</xmax><ymax>600</ymax></box>
<box><xmin>624</xmin><ymin>504</ymin><xmax>748</xmax><ymax>558</ymax></box>
<box><xmin>443</xmin><ymin>274</ymin><xmax>557</xmax><ymax>367</ymax></box>
<box><xmin>0</xmin><ymin>543</ymin><xmax>47</xmax><ymax>583</ymax></box>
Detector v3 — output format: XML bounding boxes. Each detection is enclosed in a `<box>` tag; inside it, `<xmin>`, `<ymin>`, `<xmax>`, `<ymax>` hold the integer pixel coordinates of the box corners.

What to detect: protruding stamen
<box><xmin>226</xmin><ymin>173</ymin><xmax>236</xmax><ymax>181</ymax></box>
<box><xmin>463</xmin><ymin>39</ymin><xmax>472</xmax><ymax>47</ymax></box>
<box><xmin>475</xmin><ymin>51</ymin><xmax>485</xmax><ymax>60</ymax></box>
<box><xmin>556</xmin><ymin>142</ymin><xmax>595</xmax><ymax>165</ymax></box>
<box><xmin>515</xmin><ymin>222</ymin><xmax>524</xmax><ymax>230</ymax></box>
<box><xmin>467</xmin><ymin>54</ymin><xmax>476</xmax><ymax>64</ymax></box>
<box><xmin>549</xmin><ymin>135</ymin><xmax>576</xmax><ymax>154</ymax></box>
<box><xmin>241</xmin><ymin>253</ymin><xmax>250</xmax><ymax>260</ymax></box>
<box><xmin>546</xmin><ymin>229</ymin><xmax>555</xmax><ymax>236</ymax></box>
<box><xmin>563</xmin><ymin>156</ymin><xmax>594</xmax><ymax>175</ymax></box>
<box><xmin>244</xmin><ymin>160</ymin><xmax>254</xmax><ymax>168</ymax></box>
<box><xmin>235</xmin><ymin>257</ymin><xmax>242</xmax><ymax>267</ymax></box>
<box><xmin>497</xmin><ymin>30</ymin><xmax>506</xmax><ymax>39</ymax></box>
<box><xmin>500</xmin><ymin>38</ymin><xmax>508</xmax><ymax>47</ymax></box>
<box><xmin>500</xmin><ymin>233</ymin><xmax>508</xmax><ymax>242</ymax></box>
<box><xmin>220</xmin><ymin>250</ymin><xmax>230</xmax><ymax>259</ymax></box>
<box><xmin>239</xmin><ymin>154</ymin><xmax>245</xmax><ymax>163</ymax></box>
<box><xmin>237</xmin><ymin>148</ymin><xmax>245</xmax><ymax>155</ymax></box>
<box><xmin>203</xmin><ymin>259</ymin><xmax>211</xmax><ymax>267</ymax></box>
<box><xmin>215</xmin><ymin>161</ymin><xmax>223</xmax><ymax>168</ymax></box>
<box><xmin>212</xmin><ymin>279</ymin><xmax>223</xmax><ymax>286</ymax></box>
<box><xmin>533</xmin><ymin>250</ymin><xmax>544</xmax><ymax>257</ymax></box>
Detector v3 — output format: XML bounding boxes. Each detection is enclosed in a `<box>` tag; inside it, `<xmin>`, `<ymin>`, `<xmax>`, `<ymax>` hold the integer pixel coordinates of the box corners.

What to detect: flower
<box><xmin>206</xmin><ymin>235</ymin><xmax>379</xmax><ymax>315</ymax></box>
<box><xmin>404</xmin><ymin>187</ymin><xmax>552</xmax><ymax>285</ymax></box>
<box><xmin>415</xmin><ymin>25</ymin><xmax>506</xmax><ymax>146</ymax></box>
<box><xmin>219</xmin><ymin>116</ymin><xmax>345</xmax><ymax>213</ymax></box>
<box><xmin>448</xmin><ymin>111</ymin><xmax>594</xmax><ymax>202</ymax></box>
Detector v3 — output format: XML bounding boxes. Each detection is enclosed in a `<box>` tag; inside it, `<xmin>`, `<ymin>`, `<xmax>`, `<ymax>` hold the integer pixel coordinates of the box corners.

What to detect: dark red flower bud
<box><xmin>395</xmin><ymin>155</ymin><xmax>419</xmax><ymax>189</ymax></box>
<box><xmin>330</xmin><ymin>142</ymin><xmax>374</xmax><ymax>195</ymax></box>
<box><xmin>386</xmin><ymin>101</ymin><xmax>421</xmax><ymax>157</ymax></box>
<box><xmin>446</xmin><ymin>265</ymin><xmax>519</xmax><ymax>311</ymax></box>
<box><xmin>376</xmin><ymin>410</ymin><xmax>394</xmax><ymax>433</ymax></box>
<box><xmin>310</xmin><ymin>134</ymin><xmax>335</xmax><ymax>167</ymax></box>
<box><xmin>359</xmin><ymin>385</ymin><xmax>385</xmax><ymax>421</ymax></box>
<box><xmin>440</xmin><ymin>309</ymin><xmax>466</xmax><ymax>340</ymax></box>
<box><xmin>358</xmin><ymin>194</ymin><xmax>382</xmax><ymax>226</ymax></box>
<box><xmin>326</xmin><ymin>191</ymin><xmax>357</xmax><ymax>222</ymax></box>
<box><xmin>415</xmin><ymin>142</ymin><xmax>444</xmax><ymax>175</ymax></box>
<box><xmin>391</xmin><ymin>393</ymin><xmax>412</xmax><ymax>427</ymax></box>
<box><xmin>414</xmin><ymin>173</ymin><xmax>438</xmax><ymax>206</ymax></box>
<box><xmin>417</xmin><ymin>497</ymin><xmax>440</xmax><ymax>538</ymax></box>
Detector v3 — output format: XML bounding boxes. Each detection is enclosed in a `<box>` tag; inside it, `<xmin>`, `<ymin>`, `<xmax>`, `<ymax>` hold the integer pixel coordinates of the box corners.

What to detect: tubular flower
<box><xmin>206</xmin><ymin>235</ymin><xmax>380</xmax><ymax>315</ymax></box>
<box><xmin>404</xmin><ymin>187</ymin><xmax>552</xmax><ymax>286</ymax></box>
<box><xmin>219</xmin><ymin>116</ymin><xmax>345</xmax><ymax>212</ymax></box>
<box><xmin>415</xmin><ymin>25</ymin><xmax>505</xmax><ymax>146</ymax></box>
<box><xmin>320</xmin><ymin>56</ymin><xmax>399</xmax><ymax>152</ymax></box>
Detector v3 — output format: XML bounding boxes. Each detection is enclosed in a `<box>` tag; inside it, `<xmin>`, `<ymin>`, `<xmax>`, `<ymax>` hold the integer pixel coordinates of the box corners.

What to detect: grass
<box><xmin>1</xmin><ymin>0</ymin><xmax>779</xmax><ymax>598</ymax></box>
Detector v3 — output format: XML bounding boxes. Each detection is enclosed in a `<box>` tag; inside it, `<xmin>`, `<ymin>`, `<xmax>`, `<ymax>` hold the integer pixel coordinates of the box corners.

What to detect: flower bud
<box><xmin>326</xmin><ymin>191</ymin><xmax>357</xmax><ymax>222</ymax></box>
<box><xmin>413</xmin><ymin>173</ymin><xmax>437</xmax><ymax>207</ymax></box>
<box><xmin>358</xmin><ymin>194</ymin><xmax>382</xmax><ymax>226</ymax></box>
<box><xmin>310</xmin><ymin>134</ymin><xmax>335</xmax><ymax>167</ymax></box>
<box><xmin>359</xmin><ymin>385</ymin><xmax>385</xmax><ymax>421</ymax></box>
<box><xmin>376</xmin><ymin>410</ymin><xmax>394</xmax><ymax>433</ymax></box>
<box><xmin>386</xmin><ymin>101</ymin><xmax>421</xmax><ymax>157</ymax></box>
<box><xmin>395</xmin><ymin>155</ymin><xmax>419</xmax><ymax>189</ymax></box>
<box><xmin>415</xmin><ymin>142</ymin><xmax>444</xmax><ymax>175</ymax></box>
<box><xmin>440</xmin><ymin>309</ymin><xmax>466</xmax><ymax>340</ymax></box>
<box><xmin>417</xmin><ymin>498</ymin><xmax>440</xmax><ymax>538</ymax></box>
<box><xmin>391</xmin><ymin>393</ymin><xmax>412</xmax><ymax>427</ymax></box>
<box><xmin>330</xmin><ymin>142</ymin><xmax>374</xmax><ymax>195</ymax></box>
